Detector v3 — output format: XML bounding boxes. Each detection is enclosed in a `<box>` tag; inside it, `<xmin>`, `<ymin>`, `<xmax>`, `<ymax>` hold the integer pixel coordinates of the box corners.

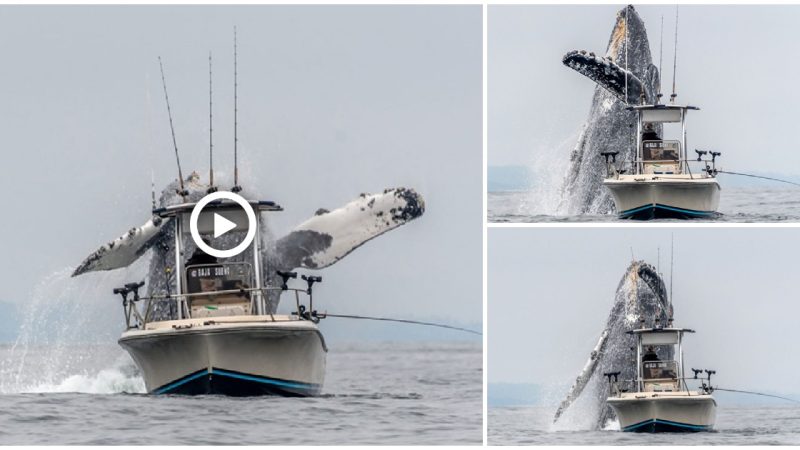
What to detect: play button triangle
<box><xmin>214</xmin><ymin>213</ymin><xmax>237</xmax><ymax>238</ymax></box>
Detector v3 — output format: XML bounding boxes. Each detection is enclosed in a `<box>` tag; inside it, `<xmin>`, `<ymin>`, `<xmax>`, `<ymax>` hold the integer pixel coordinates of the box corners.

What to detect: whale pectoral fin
<box><xmin>275</xmin><ymin>187</ymin><xmax>424</xmax><ymax>270</ymax></box>
<box><xmin>553</xmin><ymin>329</ymin><xmax>610</xmax><ymax>423</ymax></box>
<box><xmin>72</xmin><ymin>216</ymin><xmax>170</xmax><ymax>277</ymax></box>
<box><xmin>563</xmin><ymin>50</ymin><xmax>644</xmax><ymax>105</ymax></box>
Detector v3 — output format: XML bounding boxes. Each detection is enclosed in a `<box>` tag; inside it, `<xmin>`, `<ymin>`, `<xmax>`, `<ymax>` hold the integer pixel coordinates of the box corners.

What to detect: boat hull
<box><xmin>607</xmin><ymin>394</ymin><xmax>717</xmax><ymax>433</ymax></box>
<box><xmin>603</xmin><ymin>177</ymin><xmax>720</xmax><ymax>220</ymax></box>
<box><xmin>119</xmin><ymin>318</ymin><xmax>327</xmax><ymax>397</ymax></box>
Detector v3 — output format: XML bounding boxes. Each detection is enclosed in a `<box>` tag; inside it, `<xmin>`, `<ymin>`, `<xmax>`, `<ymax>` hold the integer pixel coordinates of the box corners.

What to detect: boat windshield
<box><xmin>643</xmin><ymin>360</ymin><xmax>678</xmax><ymax>380</ymax></box>
<box><xmin>642</xmin><ymin>140</ymin><xmax>680</xmax><ymax>161</ymax></box>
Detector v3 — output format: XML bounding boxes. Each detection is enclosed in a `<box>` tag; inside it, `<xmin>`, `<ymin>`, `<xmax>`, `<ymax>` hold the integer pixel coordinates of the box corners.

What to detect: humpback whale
<box><xmin>559</xmin><ymin>5</ymin><xmax>661</xmax><ymax>215</ymax></box>
<box><xmin>553</xmin><ymin>260</ymin><xmax>672</xmax><ymax>429</ymax></box>
<box><xmin>72</xmin><ymin>171</ymin><xmax>424</xmax><ymax>319</ymax></box>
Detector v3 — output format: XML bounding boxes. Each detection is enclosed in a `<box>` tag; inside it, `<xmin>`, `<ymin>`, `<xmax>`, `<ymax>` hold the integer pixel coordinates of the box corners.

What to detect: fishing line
<box><xmin>716</xmin><ymin>170</ymin><xmax>800</xmax><ymax>187</ymax></box>
<box><xmin>324</xmin><ymin>314</ymin><xmax>481</xmax><ymax>336</ymax></box>
<box><xmin>714</xmin><ymin>387</ymin><xmax>800</xmax><ymax>404</ymax></box>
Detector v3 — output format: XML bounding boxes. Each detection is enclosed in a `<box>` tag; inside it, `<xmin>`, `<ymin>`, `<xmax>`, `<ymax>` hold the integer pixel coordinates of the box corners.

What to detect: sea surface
<box><xmin>488</xmin><ymin>187</ymin><xmax>800</xmax><ymax>223</ymax></box>
<box><xmin>489</xmin><ymin>405</ymin><xmax>800</xmax><ymax>445</ymax></box>
<box><xmin>0</xmin><ymin>341</ymin><xmax>482</xmax><ymax>445</ymax></box>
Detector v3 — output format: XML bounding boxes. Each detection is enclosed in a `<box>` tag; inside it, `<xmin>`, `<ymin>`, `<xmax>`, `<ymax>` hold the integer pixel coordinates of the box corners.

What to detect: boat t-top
<box><xmin>604</xmin><ymin>325</ymin><xmax>717</xmax><ymax>432</ymax></box>
<box><xmin>113</xmin><ymin>198</ymin><xmax>328</xmax><ymax>396</ymax></box>
<box><xmin>602</xmin><ymin>102</ymin><xmax>722</xmax><ymax>219</ymax></box>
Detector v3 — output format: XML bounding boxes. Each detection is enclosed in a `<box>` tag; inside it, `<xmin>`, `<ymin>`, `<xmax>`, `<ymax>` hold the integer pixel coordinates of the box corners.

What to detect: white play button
<box><xmin>213</xmin><ymin>213</ymin><xmax>237</xmax><ymax>238</ymax></box>
<box><xmin>189</xmin><ymin>191</ymin><xmax>257</xmax><ymax>259</ymax></box>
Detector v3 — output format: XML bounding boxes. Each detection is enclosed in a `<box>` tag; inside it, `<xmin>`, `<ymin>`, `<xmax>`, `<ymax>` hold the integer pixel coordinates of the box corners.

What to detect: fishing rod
<box><xmin>670</xmin><ymin>5</ymin><xmax>679</xmax><ymax>102</ymax></box>
<box><xmin>208</xmin><ymin>52</ymin><xmax>216</xmax><ymax>193</ymax></box>
<box><xmin>157</xmin><ymin>57</ymin><xmax>188</xmax><ymax>198</ymax></box>
<box><xmin>716</xmin><ymin>170</ymin><xmax>800</xmax><ymax>187</ymax></box>
<box><xmin>714</xmin><ymin>387</ymin><xmax>799</xmax><ymax>404</ymax></box>
<box><xmin>323</xmin><ymin>313</ymin><xmax>482</xmax><ymax>336</ymax></box>
<box><xmin>232</xmin><ymin>26</ymin><xmax>242</xmax><ymax>193</ymax></box>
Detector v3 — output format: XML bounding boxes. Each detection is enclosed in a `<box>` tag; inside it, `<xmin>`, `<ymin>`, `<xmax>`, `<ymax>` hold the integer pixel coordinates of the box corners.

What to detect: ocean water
<box><xmin>488</xmin><ymin>187</ymin><xmax>800</xmax><ymax>223</ymax></box>
<box><xmin>0</xmin><ymin>341</ymin><xmax>482</xmax><ymax>445</ymax></box>
<box><xmin>489</xmin><ymin>405</ymin><xmax>800</xmax><ymax>445</ymax></box>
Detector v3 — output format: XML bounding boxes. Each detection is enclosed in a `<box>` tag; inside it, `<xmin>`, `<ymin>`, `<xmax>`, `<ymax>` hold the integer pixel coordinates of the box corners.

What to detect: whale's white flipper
<box><xmin>275</xmin><ymin>187</ymin><xmax>424</xmax><ymax>270</ymax></box>
<box><xmin>72</xmin><ymin>216</ymin><xmax>168</xmax><ymax>277</ymax></box>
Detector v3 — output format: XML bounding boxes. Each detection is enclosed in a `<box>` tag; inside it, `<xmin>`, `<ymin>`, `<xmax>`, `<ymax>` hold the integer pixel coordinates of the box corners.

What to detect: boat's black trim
<box><xmin>623</xmin><ymin>418</ymin><xmax>712</xmax><ymax>433</ymax></box>
<box><xmin>153</xmin><ymin>368</ymin><xmax>321</xmax><ymax>397</ymax></box>
<box><xmin>619</xmin><ymin>203</ymin><xmax>716</xmax><ymax>220</ymax></box>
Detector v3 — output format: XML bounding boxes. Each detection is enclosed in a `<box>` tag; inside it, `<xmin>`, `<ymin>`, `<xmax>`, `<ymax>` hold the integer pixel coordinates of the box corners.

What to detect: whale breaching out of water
<box><xmin>559</xmin><ymin>5</ymin><xmax>661</xmax><ymax>215</ymax></box>
<box><xmin>553</xmin><ymin>260</ymin><xmax>672</xmax><ymax>429</ymax></box>
<box><xmin>71</xmin><ymin>171</ymin><xmax>424</xmax><ymax>319</ymax></box>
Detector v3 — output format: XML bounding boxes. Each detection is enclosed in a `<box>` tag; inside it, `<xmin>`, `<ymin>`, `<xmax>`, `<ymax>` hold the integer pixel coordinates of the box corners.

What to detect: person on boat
<box><xmin>186</xmin><ymin>237</ymin><xmax>218</xmax><ymax>266</ymax></box>
<box><xmin>642</xmin><ymin>346</ymin><xmax>659</xmax><ymax>362</ymax></box>
<box><xmin>641</xmin><ymin>123</ymin><xmax>661</xmax><ymax>142</ymax></box>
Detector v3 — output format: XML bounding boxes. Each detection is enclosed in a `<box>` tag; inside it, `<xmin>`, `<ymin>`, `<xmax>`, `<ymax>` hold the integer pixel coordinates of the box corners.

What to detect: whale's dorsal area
<box><xmin>559</xmin><ymin>5</ymin><xmax>661</xmax><ymax>215</ymax></box>
<box><xmin>274</xmin><ymin>187</ymin><xmax>425</xmax><ymax>270</ymax></box>
<box><xmin>553</xmin><ymin>261</ymin><xmax>671</xmax><ymax>429</ymax></box>
<box><xmin>72</xmin><ymin>174</ymin><xmax>425</xmax><ymax>278</ymax></box>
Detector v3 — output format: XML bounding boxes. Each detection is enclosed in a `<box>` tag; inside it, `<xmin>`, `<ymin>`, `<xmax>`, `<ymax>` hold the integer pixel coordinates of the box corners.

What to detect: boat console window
<box><xmin>185</xmin><ymin>262</ymin><xmax>254</xmax><ymax>318</ymax></box>
<box><xmin>642</xmin><ymin>141</ymin><xmax>680</xmax><ymax>161</ymax></box>
<box><xmin>643</xmin><ymin>360</ymin><xmax>678</xmax><ymax>380</ymax></box>
<box><xmin>186</xmin><ymin>263</ymin><xmax>253</xmax><ymax>294</ymax></box>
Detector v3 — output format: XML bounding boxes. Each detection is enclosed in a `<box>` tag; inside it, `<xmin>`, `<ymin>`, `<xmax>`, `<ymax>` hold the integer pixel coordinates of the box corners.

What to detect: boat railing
<box><xmin>605</xmin><ymin>374</ymin><xmax>716</xmax><ymax>397</ymax></box>
<box><xmin>602</xmin><ymin>156</ymin><xmax>721</xmax><ymax>179</ymax></box>
<box><xmin>113</xmin><ymin>271</ymin><xmax>325</xmax><ymax>330</ymax></box>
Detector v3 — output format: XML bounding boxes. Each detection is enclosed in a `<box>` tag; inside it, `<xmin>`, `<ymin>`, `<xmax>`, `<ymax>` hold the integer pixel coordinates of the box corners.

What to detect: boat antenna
<box><xmin>670</xmin><ymin>5</ymin><xmax>679</xmax><ymax>103</ymax></box>
<box><xmin>624</xmin><ymin>6</ymin><xmax>629</xmax><ymax>105</ymax></box>
<box><xmin>208</xmin><ymin>52</ymin><xmax>217</xmax><ymax>193</ymax></box>
<box><xmin>157</xmin><ymin>56</ymin><xmax>188</xmax><ymax>198</ymax></box>
<box><xmin>151</xmin><ymin>169</ymin><xmax>156</xmax><ymax>210</ymax></box>
<box><xmin>658</xmin><ymin>14</ymin><xmax>664</xmax><ymax>102</ymax></box>
<box><xmin>232</xmin><ymin>26</ymin><xmax>242</xmax><ymax>193</ymax></box>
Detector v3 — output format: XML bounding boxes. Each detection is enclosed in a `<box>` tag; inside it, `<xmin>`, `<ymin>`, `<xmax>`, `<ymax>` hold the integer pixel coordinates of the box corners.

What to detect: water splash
<box><xmin>514</xmin><ymin>130</ymin><xmax>579</xmax><ymax>217</ymax></box>
<box><xmin>0</xmin><ymin>257</ymin><xmax>150</xmax><ymax>394</ymax></box>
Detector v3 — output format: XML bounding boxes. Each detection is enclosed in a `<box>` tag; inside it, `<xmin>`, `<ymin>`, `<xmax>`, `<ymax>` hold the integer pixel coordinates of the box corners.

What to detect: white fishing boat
<box><xmin>113</xmin><ymin>198</ymin><xmax>328</xmax><ymax>396</ymax></box>
<box><xmin>604</xmin><ymin>326</ymin><xmax>717</xmax><ymax>432</ymax></box>
<box><xmin>602</xmin><ymin>104</ymin><xmax>721</xmax><ymax>219</ymax></box>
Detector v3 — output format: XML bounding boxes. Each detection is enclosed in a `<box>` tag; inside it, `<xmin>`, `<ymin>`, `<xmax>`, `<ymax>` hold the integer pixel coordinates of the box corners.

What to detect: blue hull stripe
<box><xmin>153</xmin><ymin>368</ymin><xmax>318</xmax><ymax>395</ymax></box>
<box><xmin>623</xmin><ymin>418</ymin><xmax>712</xmax><ymax>432</ymax></box>
<box><xmin>153</xmin><ymin>369</ymin><xmax>209</xmax><ymax>394</ymax></box>
<box><xmin>619</xmin><ymin>203</ymin><xmax>714</xmax><ymax>218</ymax></box>
<box><xmin>211</xmin><ymin>369</ymin><xmax>317</xmax><ymax>390</ymax></box>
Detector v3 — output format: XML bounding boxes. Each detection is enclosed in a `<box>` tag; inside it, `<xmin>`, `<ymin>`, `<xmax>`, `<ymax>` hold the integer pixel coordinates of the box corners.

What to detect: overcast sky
<box><xmin>0</xmin><ymin>6</ymin><xmax>482</xmax><ymax>336</ymax></box>
<box><xmin>489</xmin><ymin>5</ymin><xmax>800</xmax><ymax>177</ymax></box>
<box><xmin>489</xmin><ymin>227</ymin><xmax>800</xmax><ymax>394</ymax></box>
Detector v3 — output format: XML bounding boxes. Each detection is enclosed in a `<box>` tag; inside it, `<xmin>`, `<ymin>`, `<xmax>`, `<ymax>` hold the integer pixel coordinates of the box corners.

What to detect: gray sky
<box><xmin>489</xmin><ymin>5</ymin><xmax>800</xmax><ymax>176</ymax></box>
<box><xmin>0</xmin><ymin>6</ymin><xmax>482</xmax><ymax>331</ymax></box>
<box><xmin>489</xmin><ymin>227</ymin><xmax>800</xmax><ymax>393</ymax></box>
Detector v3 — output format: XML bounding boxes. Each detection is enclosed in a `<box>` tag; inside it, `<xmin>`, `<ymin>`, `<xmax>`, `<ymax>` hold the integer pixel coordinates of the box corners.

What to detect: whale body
<box><xmin>559</xmin><ymin>6</ymin><xmax>661</xmax><ymax>215</ymax></box>
<box><xmin>73</xmin><ymin>172</ymin><xmax>425</xmax><ymax>318</ymax></box>
<box><xmin>553</xmin><ymin>260</ymin><xmax>672</xmax><ymax>429</ymax></box>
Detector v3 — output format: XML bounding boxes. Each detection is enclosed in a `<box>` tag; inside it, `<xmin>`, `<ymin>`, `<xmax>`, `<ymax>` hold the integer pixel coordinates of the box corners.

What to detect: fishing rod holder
<box><xmin>601</xmin><ymin>151</ymin><xmax>621</xmax><ymax>177</ymax></box>
<box><xmin>603</xmin><ymin>371</ymin><xmax>623</xmax><ymax>396</ymax></box>
<box><xmin>695</xmin><ymin>149</ymin><xmax>721</xmax><ymax>175</ymax></box>
<box><xmin>276</xmin><ymin>270</ymin><xmax>297</xmax><ymax>291</ymax></box>
<box><xmin>113</xmin><ymin>281</ymin><xmax>150</xmax><ymax>330</ymax></box>
<box><xmin>275</xmin><ymin>271</ymin><xmax>324</xmax><ymax>324</ymax></box>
